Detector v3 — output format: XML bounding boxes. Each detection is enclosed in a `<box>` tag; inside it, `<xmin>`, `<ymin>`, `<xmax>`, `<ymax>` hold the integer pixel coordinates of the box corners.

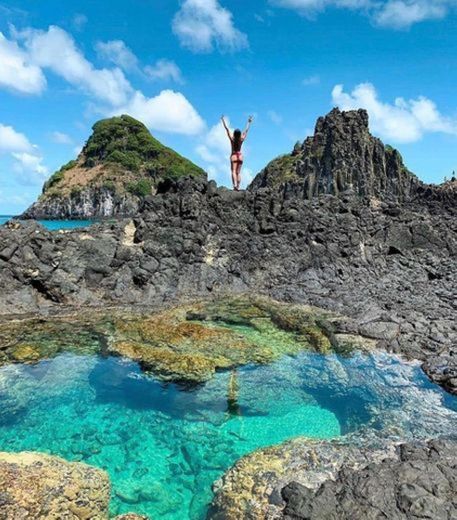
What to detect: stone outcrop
<box><xmin>0</xmin><ymin>452</ymin><xmax>149</xmax><ymax>520</ymax></box>
<box><xmin>0</xmin><ymin>451</ymin><xmax>110</xmax><ymax>519</ymax></box>
<box><xmin>1</xmin><ymin>176</ymin><xmax>456</xmax><ymax>392</ymax></box>
<box><xmin>281</xmin><ymin>439</ymin><xmax>457</xmax><ymax>520</ymax></box>
<box><xmin>21</xmin><ymin>115</ymin><xmax>205</xmax><ymax>219</ymax></box>
<box><xmin>250</xmin><ymin>108</ymin><xmax>424</xmax><ymax>201</ymax></box>
<box><xmin>209</xmin><ymin>438</ymin><xmax>457</xmax><ymax>519</ymax></box>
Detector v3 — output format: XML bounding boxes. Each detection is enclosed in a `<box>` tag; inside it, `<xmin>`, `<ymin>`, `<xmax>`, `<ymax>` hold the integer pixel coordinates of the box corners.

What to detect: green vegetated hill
<box><xmin>43</xmin><ymin>115</ymin><xmax>205</xmax><ymax>199</ymax></box>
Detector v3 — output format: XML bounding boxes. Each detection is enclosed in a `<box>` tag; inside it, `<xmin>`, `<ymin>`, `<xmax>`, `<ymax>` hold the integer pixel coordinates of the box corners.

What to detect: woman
<box><xmin>221</xmin><ymin>115</ymin><xmax>253</xmax><ymax>191</ymax></box>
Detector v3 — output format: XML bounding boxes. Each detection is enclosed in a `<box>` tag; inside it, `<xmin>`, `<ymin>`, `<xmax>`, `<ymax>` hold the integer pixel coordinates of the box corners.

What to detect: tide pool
<box><xmin>0</xmin><ymin>350</ymin><xmax>456</xmax><ymax>519</ymax></box>
<box><xmin>0</xmin><ymin>216</ymin><xmax>95</xmax><ymax>230</ymax></box>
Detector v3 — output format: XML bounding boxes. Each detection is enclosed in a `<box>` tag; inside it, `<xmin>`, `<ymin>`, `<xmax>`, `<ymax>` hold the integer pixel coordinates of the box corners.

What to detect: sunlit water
<box><xmin>0</xmin><ymin>216</ymin><xmax>95</xmax><ymax>230</ymax></box>
<box><xmin>0</xmin><ymin>351</ymin><xmax>456</xmax><ymax>519</ymax></box>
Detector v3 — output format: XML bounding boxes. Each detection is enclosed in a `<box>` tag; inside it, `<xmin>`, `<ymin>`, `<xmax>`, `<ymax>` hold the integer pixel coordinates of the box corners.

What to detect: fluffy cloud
<box><xmin>15</xmin><ymin>26</ymin><xmax>132</xmax><ymax>105</ymax></box>
<box><xmin>0</xmin><ymin>124</ymin><xmax>34</xmax><ymax>153</ymax></box>
<box><xmin>1</xmin><ymin>26</ymin><xmax>205</xmax><ymax>136</ymax></box>
<box><xmin>267</xmin><ymin>110</ymin><xmax>283</xmax><ymax>125</ymax></box>
<box><xmin>374</xmin><ymin>1</ymin><xmax>449</xmax><ymax>28</ymax></box>
<box><xmin>113</xmin><ymin>90</ymin><xmax>205</xmax><ymax>135</ymax></box>
<box><xmin>0</xmin><ymin>122</ymin><xmax>48</xmax><ymax>185</ymax></box>
<box><xmin>0</xmin><ymin>32</ymin><xmax>46</xmax><ymax>94</ymax></box>
<box><xmin>95</xmin><ymin>40</ymin><xmax>139</xmax><ymax>71</ymax></box>
<box><xmin>172</xmin><ymin>0</ymin><xmax>248</xmax><ymax>52</ymax></box>
<box><xmin>270</xmin><ymin>0</ymin><xmax>457</xmax><ymax>28</ymax></box>
<box><xmin>51</xmin><ymin>131</ymin><xmax>73</xmax><ymax>145</ymax></box>
<box><xmin>144</xmin><ymin>59</ymin><xmax>183</xmax><ymax>83</ymax></box>
<box><xmin>12</xmin><ymin>152</ymin><xmax>48</xmax><ymax>184</ymax></box>
<box><xmin>332</xmin><ymin>83</ymin><xmax>457</xmax><ymax>142</ymax></box>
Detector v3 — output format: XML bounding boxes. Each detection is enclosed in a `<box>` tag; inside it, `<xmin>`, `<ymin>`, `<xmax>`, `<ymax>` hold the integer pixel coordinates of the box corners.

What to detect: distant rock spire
<box><xmin>250</xmin><ymin>108</ymin><xmax>422</xmax><ymax>201</ymax></box>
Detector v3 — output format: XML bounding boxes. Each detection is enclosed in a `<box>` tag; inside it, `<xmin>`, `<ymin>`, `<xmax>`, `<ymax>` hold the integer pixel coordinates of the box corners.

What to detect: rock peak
<box><xmin>250</xmin><ymin>108</ymin><xmax>421</xmax><ymax>201</ymax></box>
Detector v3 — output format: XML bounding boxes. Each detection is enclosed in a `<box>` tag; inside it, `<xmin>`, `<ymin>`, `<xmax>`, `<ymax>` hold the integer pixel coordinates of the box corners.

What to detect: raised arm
<box><xmin>221</xmin><ymin>116</ymin><xmax>232</xmax><ymax>141</ymax></box>
<box><xmin>242</xmin><ymin>116</ymin><xmax>253</xmax><ymax>139</ymax></box>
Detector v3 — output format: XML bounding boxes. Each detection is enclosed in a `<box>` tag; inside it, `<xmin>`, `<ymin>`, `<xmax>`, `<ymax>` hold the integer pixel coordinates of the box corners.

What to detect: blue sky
<box><xmin>1</xmin><ymin>0</ymin><xmax>457</xmax><ymax>214</ymax></box>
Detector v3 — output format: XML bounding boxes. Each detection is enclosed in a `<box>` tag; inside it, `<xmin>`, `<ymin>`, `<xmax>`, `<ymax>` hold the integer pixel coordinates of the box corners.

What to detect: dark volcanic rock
<box><xmin>250</xmin><ymin>108</ymin><xmax>447</xmax><ymax>204</ymax></box>
<box><xmin>282</xmin><ymin>439</ymin><xmax>457</xmax><ymax>520</ymax></box>
<box><xmin>1</xmin><ymin>176</ymin><xmax>456</xmax><ymax>393</ymax></box>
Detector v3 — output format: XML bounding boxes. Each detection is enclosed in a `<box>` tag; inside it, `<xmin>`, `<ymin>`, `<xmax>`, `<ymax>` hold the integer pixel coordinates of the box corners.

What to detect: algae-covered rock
<box><xmin>108</xmin><ymin>296</ymin><xmax>368</xmax><ymax>383</ymax></box>
<box><xmin>0</xmin><ymin>451</ymin><xmax>111</xmax><ymax>519</ymax></box>
<box><xmin>209</xmin><ymin>436</ymin><xmax>399</xmax><ymax>520</ymax></box>
<box><xmin>0</xmin><ymin>296</ymin><xmax>372</xmax><ymax>384</ymax></box>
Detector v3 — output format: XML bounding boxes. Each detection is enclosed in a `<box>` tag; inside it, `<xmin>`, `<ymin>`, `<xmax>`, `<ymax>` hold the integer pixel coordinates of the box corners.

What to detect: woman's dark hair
<box><xmin>233</xmin><ymin>129</ymin><xmax>242</xmax><ymax>151</ymax></box>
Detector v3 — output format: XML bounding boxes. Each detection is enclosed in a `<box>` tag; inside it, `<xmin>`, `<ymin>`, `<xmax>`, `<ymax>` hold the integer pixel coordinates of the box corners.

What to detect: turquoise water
<box><xmin>0</xmin><ymin>215</ymin><xmax>95</xmax><ymax>230</ymax></box>
<box><xmin>0</xmin><ymin>351</ymin><xmax>456</xmax><ymax>518</ymax></box>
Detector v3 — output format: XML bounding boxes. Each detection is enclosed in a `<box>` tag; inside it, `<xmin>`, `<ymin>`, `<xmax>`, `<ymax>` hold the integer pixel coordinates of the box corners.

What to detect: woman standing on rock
<box><xmin>221</xmin><ymin>115</ymin><xmax>253</xmax><ymax>191</ymax></box>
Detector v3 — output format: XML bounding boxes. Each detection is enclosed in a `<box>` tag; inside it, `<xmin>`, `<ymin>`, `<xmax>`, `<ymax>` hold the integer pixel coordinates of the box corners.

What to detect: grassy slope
<box><xmin>42</xmin><ymin>115</ymin><xmax>205</xmax><ymax>199</ymax></box>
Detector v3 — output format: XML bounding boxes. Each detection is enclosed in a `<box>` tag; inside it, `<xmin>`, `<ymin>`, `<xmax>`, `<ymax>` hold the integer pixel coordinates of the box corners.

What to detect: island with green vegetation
<box><xmin>21</xmin><ymin>115</ymin><xmax>206</xmax><ymax>219</ymax></box>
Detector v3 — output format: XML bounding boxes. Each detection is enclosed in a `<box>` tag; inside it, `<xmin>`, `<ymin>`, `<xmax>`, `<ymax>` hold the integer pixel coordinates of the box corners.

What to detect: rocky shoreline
<box><xmin>0</xmin><ymin>108</ymin><xmax>456</xmax><ymax>519</ymax></box>
<box><xmin>209</xmin><ymin>437</ymin><xmax>457</xmax><ymax>519</ymax></box>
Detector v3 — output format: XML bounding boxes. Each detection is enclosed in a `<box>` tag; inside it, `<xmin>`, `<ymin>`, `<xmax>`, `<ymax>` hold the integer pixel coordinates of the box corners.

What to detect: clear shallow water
<box><xmin>0</xmin><ymin>351</ymin><xmax>456</xmax><ymax>519</ymax></box>
<box><xmin>0</xmin><ymin>215</ymin><xmax>95</xmax><ymax>230</ymax></box>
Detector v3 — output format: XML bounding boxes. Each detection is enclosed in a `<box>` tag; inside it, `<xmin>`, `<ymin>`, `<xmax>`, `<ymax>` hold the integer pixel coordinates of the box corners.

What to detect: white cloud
<box><xmin>15</xmin><ymin>25</ymin><xmax>132</xmax><ymax>105</ymax></box>
<box><xmin>72</xmin><ymin>14</ymin><xmax>88</xmax><ymax>31</ymax></box>
<box><xmin>144</xmin><ymin>59</ymin><xmax>183</xmax><ymax>83</ymax></box>
<box><xmin>12</xmin><ymin>152</ymin><xmax>48</xmax><ymax>185</ymax></box>
<box><xmin>51</xmin><ymin>131</ymin><xmax>73</xmax><ymax>145</ymax></box>
<box><xmin>95</xmin><ymin>40</ymin><xmax>139</xmax><ymax>71</ymax></box>
<box><xmin>270</xmin><ymin>0</ymin><xmax>457</xmax><ymax>28</ymax></box>
<box><xmin>0</xmin><ymin>124</ymin><xmax>33</xmax><ymax>153</ymax></box>
<box><xmin>374</xmin><ymin>1</ymin><xmax>448</xmax><ymax>28</ymax></box>
<box><xmin>267</xmin><ymin>110</ymin><xmax>283</xmax><ymax>125</ymax></box>
<box><xmin>7</xmin><ymin>26</ymin><xmax>205</xmax><ymax>135</ymax></box>
<box><xmin>113</xmin><ymin>90</ymin><xmax>206</xmax><ymax>135</ymax></box>
<box><xmin>0</xmin><ymin>122</ymin><xmax>48</xmax><ymax>185</ymax></box>
<box><xmin>302</xmin><ymin>74</ymin><xmax>320</xmax><ymax>86</ymax></box>
<box><xmin>172</xmin><ymin>0</ymin><xmax>248</xmax><ymax>52</ymax></box>
<box><xmin>332</xmin><ymin>83</ymin><xmax>457</xmax><ymax>142</ymax></box>
<box><xmin>0</xmin><ymin>32</ymin><xmax>46</xmax><ymax>94</ymax></box>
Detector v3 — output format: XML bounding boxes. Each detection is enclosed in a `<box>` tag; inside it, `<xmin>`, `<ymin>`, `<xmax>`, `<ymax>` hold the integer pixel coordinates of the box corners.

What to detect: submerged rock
<box><xmin>0</xmin><ymin>296</ymin><xmax>372</xmax><ymax>384</ymax></box>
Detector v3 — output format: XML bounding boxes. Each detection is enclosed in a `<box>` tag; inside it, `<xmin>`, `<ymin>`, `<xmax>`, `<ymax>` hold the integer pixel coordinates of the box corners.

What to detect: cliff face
<box><xmin>21</xmin><ymin>115</ymin><xmax>206</xmax><ymax>219</ymax></box>
<box><xmin>250</xmin><ymin>108</ymin><xmax>422</xmax><ymax>201</ymax></box>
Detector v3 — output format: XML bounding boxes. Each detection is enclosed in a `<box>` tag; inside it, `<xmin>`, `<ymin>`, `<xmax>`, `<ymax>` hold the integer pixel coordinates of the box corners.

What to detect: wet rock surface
<box><xmin>0</xmin><ymin>296</ymin><xmax>369</xmax><ymax>384</ymax></box>
<box><xmin>209</xmin><ymin>438</ymin><xmax>457</xmax><ymax>520</ymax></box>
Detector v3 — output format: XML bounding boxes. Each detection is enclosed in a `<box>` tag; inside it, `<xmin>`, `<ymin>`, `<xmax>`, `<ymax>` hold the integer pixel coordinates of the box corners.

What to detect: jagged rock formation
<box><xmin>0</xmin><ymin>451</ymin><xmax>146</xmax><ymax>519</ymax></box>
<box><xmin>209</xmin><ymin>438</ymin><xmax>457</xmax><ymax>519</ymax></box>
<box><xmin>1</xmin><ymin>109</ymin><xmax>457</xmax><ymax>519</ymax></box>
<box><xmin>1</xmin><ymin>177</ymin><xmax>456</xmax><ymax>393</ymax></box>
<box><xmin>21</xmin><ymin>115</ymin><xmax>205</xmax><ymax>219</ymax></box>
<box><xmin>281</xmin><ymin>439</ymin><xmax>457</xmax><ymax>520</ymax></box>
<box><xmin>250</xmin><ymin>108</ymin><xmax>424</xmax><ymax>201</ymax></box>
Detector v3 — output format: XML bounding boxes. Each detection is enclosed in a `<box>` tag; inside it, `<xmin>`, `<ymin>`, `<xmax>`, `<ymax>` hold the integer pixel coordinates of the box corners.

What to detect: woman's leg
<box><xmin>231</xmin><ymin>160</ymin><xmax>237</xmax><ymax>189</ymax></box>
<box><xmin>236</xmin><ymin>161</ymin><xmax>243</xmax><ymax>190</ymax></box>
